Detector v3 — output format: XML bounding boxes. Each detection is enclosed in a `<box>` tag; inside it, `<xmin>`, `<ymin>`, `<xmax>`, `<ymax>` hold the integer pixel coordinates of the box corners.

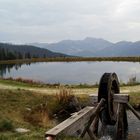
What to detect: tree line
<box><xmin>0</xmin><ymin>47</ymin><xmax>36</xmax><ymax>61</ymax></box>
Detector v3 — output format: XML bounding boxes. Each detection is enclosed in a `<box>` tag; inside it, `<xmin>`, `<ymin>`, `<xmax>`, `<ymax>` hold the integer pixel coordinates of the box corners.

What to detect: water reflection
<box><xmin>0</xmin><ymin>61</ymin><xmax>140</xmax><ymax>84</ymax></box>
<box><xmin>0</xmin><ymin>63</ymin><xmax>31</xmax><ymax>77</ymax></box>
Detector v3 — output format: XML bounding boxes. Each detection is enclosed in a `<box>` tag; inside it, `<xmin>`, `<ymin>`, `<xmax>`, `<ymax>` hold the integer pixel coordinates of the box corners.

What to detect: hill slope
<box><xmin>0</xmin><ymin>43</ymin><xmax>68</xmax><ymax>60</ymax></box>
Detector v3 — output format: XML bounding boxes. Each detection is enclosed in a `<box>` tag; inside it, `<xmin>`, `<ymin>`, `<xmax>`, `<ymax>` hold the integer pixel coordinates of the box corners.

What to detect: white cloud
<box><xmin>0</xmin><ymin>0</ymin><xmax>140</xmax><ymax>43</ymax></box>
<box><xmin>113</xmin><ymin>0</ymin><xmax>140</xmax><ymax>20</ymax></box>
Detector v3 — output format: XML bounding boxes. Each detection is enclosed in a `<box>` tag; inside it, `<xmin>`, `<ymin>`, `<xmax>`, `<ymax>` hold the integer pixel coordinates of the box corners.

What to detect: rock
<box><xmin>25</xmin><ymin>107</ymin><xmax>31</xmax><ymax>111</ymax></box>
<box><xmin>15</xmin><ymin>128</ymin><xmax>30</xmax><ymax>133</ymax></box>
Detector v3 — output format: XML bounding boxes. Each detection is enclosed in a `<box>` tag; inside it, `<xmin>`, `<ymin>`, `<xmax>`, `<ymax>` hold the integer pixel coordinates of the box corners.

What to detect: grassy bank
<box><xmin>0</xmin><ymin>79</ymin><xmax>139</xmax><ymax>139</ymax></box>
<box><xmin>1</xmin><ymin>77</ymin><xmax>140</xmax><ymax>89</ymax></box>
<box><xmin>0</xmin><ymin>88</ymin><xmax>139</xmax><ymax>140</ymax></box>
<box><xmin>0</xmin><ymin>89</ymin><xmax>52</xmax><ymax>139</ymax></box>
<box><xmin>0</xmin><ymin>56</ymin><xmax>140</xmax><ymax>64</ymax></box>
<box><xmin>0</xmin><ymin>88</ymin><xmax>84</xmax><ymax>140</ymax></box>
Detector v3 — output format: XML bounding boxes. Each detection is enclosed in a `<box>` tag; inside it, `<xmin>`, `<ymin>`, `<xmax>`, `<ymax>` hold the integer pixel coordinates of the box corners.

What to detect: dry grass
<box><xmin>56</xmin><ymin>86</ymin><xmax>73</xmax><ymax>103</ymax></box>
<box><xmin>1</xmin><ymin>56</ymin><xmax>140</xmax><ymax>65</ymax></box>
<box><xmin>0</xmin><ymin>85</ymin><xmax>139</xmax><ymax>139</ymax></box>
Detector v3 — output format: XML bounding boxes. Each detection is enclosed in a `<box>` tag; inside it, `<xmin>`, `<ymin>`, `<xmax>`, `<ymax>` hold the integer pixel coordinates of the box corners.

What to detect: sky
<box><xmin>0</xmin><ymin>0</ymin><xmax>140</xmax><ymax>43</ymax></box>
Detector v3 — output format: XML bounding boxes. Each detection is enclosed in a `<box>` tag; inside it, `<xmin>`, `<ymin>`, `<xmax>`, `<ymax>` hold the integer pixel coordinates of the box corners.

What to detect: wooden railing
<box><xmin>45</xmin><ymin>93</ymin><xmax>140</xmax><ymax>140</ymax></box>
<box><xmin>45</xmin><ymin>73</ymin><xmax>140</xmax><ymax>140</ymax></box>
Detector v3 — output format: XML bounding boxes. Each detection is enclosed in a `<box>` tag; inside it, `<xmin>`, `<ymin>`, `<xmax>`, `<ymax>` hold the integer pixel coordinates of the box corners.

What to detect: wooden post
<box><xmin>123</xmin><ymin>107</ymin><xmax>128</xmax><ymax>130</ymax></box>
<box><xmin>115</xmin><ymin>103</ymin><xmax>128</xmax><ymax>140</ymax></box>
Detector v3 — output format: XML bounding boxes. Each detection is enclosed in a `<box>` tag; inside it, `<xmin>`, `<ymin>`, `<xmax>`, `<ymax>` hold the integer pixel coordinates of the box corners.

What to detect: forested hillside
<box><xmin>0</xmin><ymin>43</ymin><xmax>67</xmax><ymax>61</ymax></box>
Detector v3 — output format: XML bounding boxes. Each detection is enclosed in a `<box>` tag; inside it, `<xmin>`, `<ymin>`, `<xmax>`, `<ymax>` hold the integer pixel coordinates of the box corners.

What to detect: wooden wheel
<box><xmin>98</xmin><ymin>73</ymin><xmax>120</xmax><ymax>125</ymax></box>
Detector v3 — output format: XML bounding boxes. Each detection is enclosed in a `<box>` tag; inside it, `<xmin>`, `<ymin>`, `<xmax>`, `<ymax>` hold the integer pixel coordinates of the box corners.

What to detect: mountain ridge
<box><xmin>30</xmin><ymin>37</ymin><xmax>140</xmax><ymax>57</ymax></box>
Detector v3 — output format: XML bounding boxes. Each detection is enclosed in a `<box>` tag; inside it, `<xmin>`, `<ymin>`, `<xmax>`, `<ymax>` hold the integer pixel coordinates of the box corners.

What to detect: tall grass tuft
<box><xmin>51</xmin><ymin>86</ymin><xmax>81</xmax><ymax>121</ymax></box>
<box><xmin>56</xmin><ymin>86</ymin><xmax>73</xmax><ymax>103</ymax></box>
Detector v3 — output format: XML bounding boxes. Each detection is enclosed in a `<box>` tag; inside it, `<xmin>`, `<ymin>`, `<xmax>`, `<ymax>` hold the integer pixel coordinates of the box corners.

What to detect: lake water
<box><xmin>0</xmin><ymin>61</ymin><xmax>140</xmax><ymax>84</ymax></box>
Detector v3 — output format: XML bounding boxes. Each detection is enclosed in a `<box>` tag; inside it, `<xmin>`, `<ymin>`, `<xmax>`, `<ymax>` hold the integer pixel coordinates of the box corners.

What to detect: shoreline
<box><xmin>0</xmin><ymin>77</ymin><xmax>140</xmax><ymax>110</ymax></box>
<box><xmin>1</xmin><ymin>77</ymin><xmax>140</xmax><ymax>88</ymax></box>
<box><xmin>0</xmin><ymin>56</ymin><xmax>140</xmax><ymax>64</ymax></box>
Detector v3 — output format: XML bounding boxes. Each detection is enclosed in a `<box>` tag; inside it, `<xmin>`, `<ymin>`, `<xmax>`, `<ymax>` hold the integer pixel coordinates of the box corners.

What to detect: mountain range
<box><xmin>30</xmin><ymin>37</ymin><xmax>140</xmax><ymax>57</ymax></box>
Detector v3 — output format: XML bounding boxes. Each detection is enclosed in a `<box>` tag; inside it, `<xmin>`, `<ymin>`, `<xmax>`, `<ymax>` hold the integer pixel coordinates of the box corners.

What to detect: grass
<box><xmin>0</xmin><ymin>79</ymin><xmax>139</xmax><ymax>139</ymax></box>
<box><xmin>0</xmin><ymin>77</ymin><xmax>58</xmax><ymax>88</ymax></box>
<box><xmin>1</xmin><ymin>56</ymin><xmax>140</xmax><ymax>65</ymax></box>
<box><xmin>1</xmin><ymin>77</ymin><xmax>140</xmax><ymax>90</ymax></box>
<box><xmin>0</xmin><ymin>89</ymin><xmax>56</xmax><ymax>139</ymax></box>
<box><xmin>129</xmin><ymin>92</ymin><xmax>140</xmax><ymax>109</ymax></box>
<box><xmin>0</xmin><ymin>87</ymin><xmax>83</xmax><ymax>139</ymax></box>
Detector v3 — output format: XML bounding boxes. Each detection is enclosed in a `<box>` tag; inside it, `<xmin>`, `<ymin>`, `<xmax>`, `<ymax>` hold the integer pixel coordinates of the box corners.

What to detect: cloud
<box><xmin>0</xmin><ymin>0</ymin><xmax>140</xmax><ymax>43</ymax></box>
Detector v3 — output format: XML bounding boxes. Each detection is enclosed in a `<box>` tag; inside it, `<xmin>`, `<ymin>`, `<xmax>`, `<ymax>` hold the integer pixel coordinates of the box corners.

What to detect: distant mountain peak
<box><xmin>28</xmin><ymin>38</ymin><xmax>140</xmax><ymax>57</ymax></box>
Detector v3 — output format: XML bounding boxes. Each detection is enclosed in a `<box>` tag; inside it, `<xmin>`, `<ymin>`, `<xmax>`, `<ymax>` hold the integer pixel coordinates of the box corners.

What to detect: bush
<box><xmin>0</xmin><ymin>119</ymin><xmax>14</xmax><ymax>132</ymax></box>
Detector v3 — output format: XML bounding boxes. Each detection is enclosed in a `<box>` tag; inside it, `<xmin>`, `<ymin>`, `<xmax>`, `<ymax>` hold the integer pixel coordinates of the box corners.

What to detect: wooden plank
<box><xmin>126</xmin><ymin>103</ymin><xmax>140</xmax><ymax>120</ymax></box>
<box><xmin>89</xmin><ymin>93</ymin><xmax>129</xmax><ymax>104</ymax></box>
<box><xmin>45</xmin><ymin>106</ymin><xmax>95</xmax><ymax>138</ymax></box>
<box><xmin>113</xmin><ymin>94</ymin><xmax>129</xmax><ymax>103</ymax></box>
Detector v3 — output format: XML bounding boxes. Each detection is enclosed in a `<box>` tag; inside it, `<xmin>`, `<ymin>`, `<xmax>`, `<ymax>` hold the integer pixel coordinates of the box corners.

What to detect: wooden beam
<box><xmin>87</xmin><ymin>128</ymin><xmax>97</xmax><ymax>140</ymax></box>
<box><xmin>113</xmin><ymin>94</ymin><xmax>129</xmax><ymax>103</ymax></box>
<box><xmin>115</xmin><ymin>103</ymin><xmax>125</xmax><ymax>139</ymax></box>
<box><xmin>45</xmin><ymin>106</ymin><xmax>95</xmax><ymax>139</ymax></box>
<box><xmin>115</xmin><ymin>103</ymin><xmax>128</xmax><ymax>139</ymax></box>
<box><xmin>45</xmin><ymin>99</ymin><xmax>105</xmax><ymax>139</ymax></box>
<box><xmin>126</xmin><ymin>103</ymin><xmax>140</xmax><ymax>120</ymax></box>
<box><xmin>92</xmin><ymin>115</ymin><xmax>99</xmax><ymax>136</ymax></box>
<box><xmin>89</xmin><ymin>93</ymin><xmax>129</xmax><ymax>104</ymax></box>
<box><xmin>80</xmin><ymin>98</ymin><xmax>105</xmax><ymax>138</ymax></box>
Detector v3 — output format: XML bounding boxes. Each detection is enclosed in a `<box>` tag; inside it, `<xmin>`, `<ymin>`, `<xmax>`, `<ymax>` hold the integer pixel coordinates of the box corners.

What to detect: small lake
<box><xmin>0</xmin><ymin>61</ymin><xmax>140</xmax><ymax>84</ymax></box>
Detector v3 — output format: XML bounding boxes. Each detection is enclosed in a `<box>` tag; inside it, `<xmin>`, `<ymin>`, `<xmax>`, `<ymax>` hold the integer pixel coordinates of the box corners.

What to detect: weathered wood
<box><xmin>45</xmin><ymin>72</ymin><xmax>139</xmax><ymax>140</ymax></box>
<box><xmin>115</xmin><ymin>103</ymin><xmax>127</xmax><ymax>140</ymax></box>
<box><xmin>87</xmin><ymin>128</ymin><xmax>97</xmax><ymax>140</ymax></box>
<box><xmin>80</xmin><ymin>98</ymin><xmax>105</xmax><ymax>138</ymax></box>
<box><xmin>45</xmin><ymin>106</ymin><xmax>95</xmax><ymax>139</ymax></box>
<box><xmin>123</xmin><ymin>107</ymin><xmax>128</xmax><ymax>130</ymax></box>
<box><xmin>89</xmin><ymin>93</ymin><xmax>129</xmax><ymax>104</ymax></box>
<box><xmin>126</xmin><ymin>103</ymin><xmax>140</xmax><ymax>120</ymax></box>
<box><xmin>92</xmin><ymin>115</ymin><xmax>99</xmax><ymax>136</ymax></box>
<box><xmin>113</xmin><ymin>94</ymin><xmax>129</xmax><ymax>103</ymax></box>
